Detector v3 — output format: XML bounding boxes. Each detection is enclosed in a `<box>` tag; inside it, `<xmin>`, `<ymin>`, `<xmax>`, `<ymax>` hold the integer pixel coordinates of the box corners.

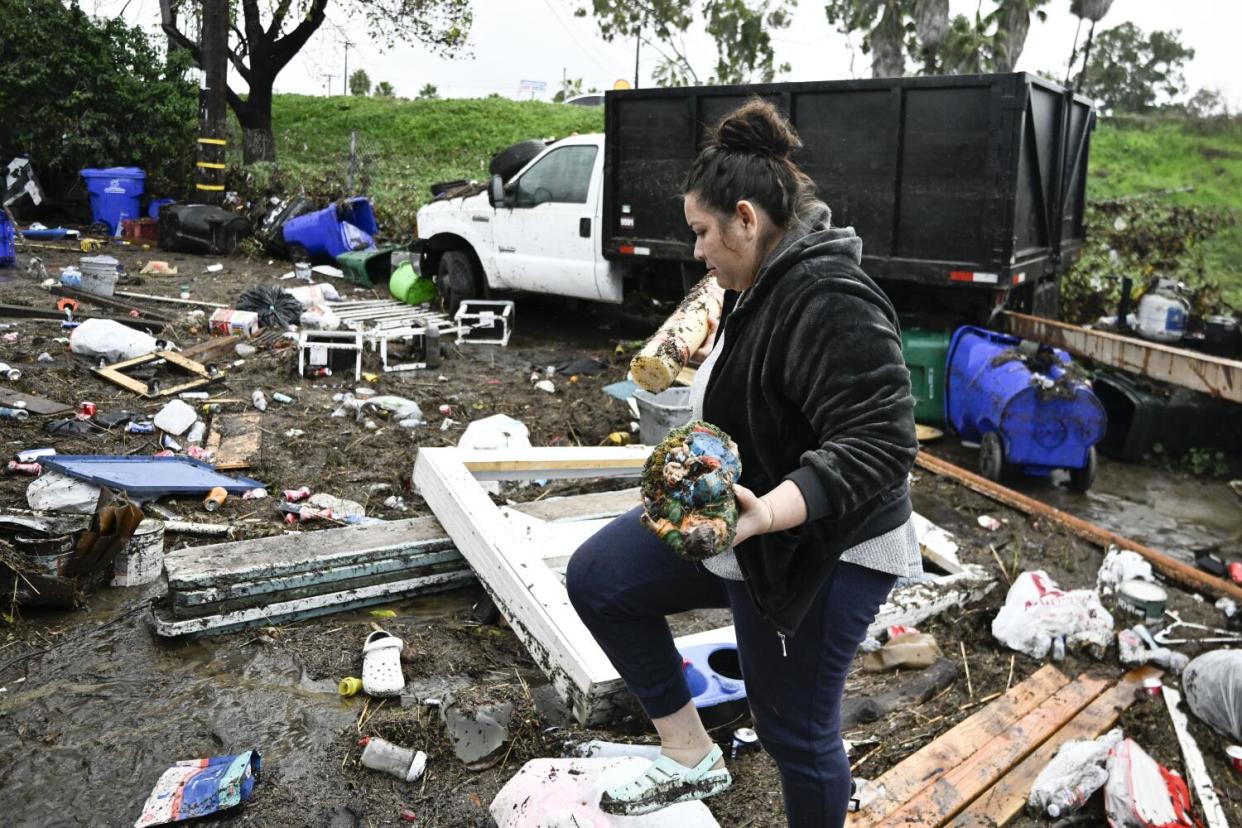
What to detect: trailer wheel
<box><xmin>1067</xmin><ymin>447</ymin><xmax>1097</xmax><ymax>493</ymax></box>
<box><xmin>436</xmin><ymin>249</ymin><xmax>478</xmax><ymax>316</ymax></box>
<box><xmin>979</xmin><ymin>432</ymin><xmax>1005</xmax><ymax>482</ymax></box>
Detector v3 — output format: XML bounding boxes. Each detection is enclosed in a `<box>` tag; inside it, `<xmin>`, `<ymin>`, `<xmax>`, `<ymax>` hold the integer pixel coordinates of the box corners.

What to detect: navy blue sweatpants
<box><xmin>567</xmin><ymin>507</ymin><xmax>897</xmax><ymax>828</ymax></box>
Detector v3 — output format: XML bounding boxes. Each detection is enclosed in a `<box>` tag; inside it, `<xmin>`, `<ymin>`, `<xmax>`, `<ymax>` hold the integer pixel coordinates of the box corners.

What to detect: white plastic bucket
<box><xmin>634</xmin><ymin>386</ymin><xmax>693</xmax><ymax>446</ymax></box>
<box><xmin>113</xmin><ymin>518</ymin><xmax>165</xmax><ymax>586</ymax></box>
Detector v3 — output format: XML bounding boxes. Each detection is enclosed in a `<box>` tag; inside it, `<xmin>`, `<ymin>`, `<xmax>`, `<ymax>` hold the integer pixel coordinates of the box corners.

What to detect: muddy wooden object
<box><xmin>157</xmin><ymin>516</ymin><xmax>474</xmax><ymax>636</ymax></box>
<box><xmin>49</xmin><ymin>286</ymin><xmax>172</xmax><ymax>323</ymax></box>
<box><xmin>629</xmin><ymin>277</ymin><xmax>721</xmax><ymax>393</ymax></box>
<box><xmin>867</xmin><ymin>564</ymin><xmax>994</xmax><ymax>639</ymax></box>
<box><xmin>0</xmin><ymin>302</ymin><xmax>167</xmax><ymax>332</ymax></box>
<box><xmin>916</xmin><ymin>451</ymin><xmax>1242</xmax><ymax>602</ymax></box>
<box><xmin>841</xmin><ymin>658</ymin><xmax>960</xmax><ymax>730</ymax></box>
<box><xmin>1162</xmin><ymin>685</ymin><xmax>1229</xmax><ymax>828</ymax></box>
<box><xmin>1005</xmin><ymin>310</ymin><xmax>1242</xmax><ymax>404</ymax></box>
<box><xmin>94</xmin><ymin>350</ymin><xmax>219</xmax><ymax>398</ymax></box>
<box><xmin>950</xmin><ymin>666</ymin><xmax>1158</xmax><ymax>827</ymax></box>
<box><xmin>850</xmin><ymin>665</ymin><xmax>1071</xmax><ymax>826</ymax></box>
<box><xmin>0</xmin><ymin>386</ymin><xmax>72</xmax><ymax>415</ymax></box>
<box><xmin>206</xmin><ymin>413</ymin><xmax>261</xmax><ymax>470</ymax></box>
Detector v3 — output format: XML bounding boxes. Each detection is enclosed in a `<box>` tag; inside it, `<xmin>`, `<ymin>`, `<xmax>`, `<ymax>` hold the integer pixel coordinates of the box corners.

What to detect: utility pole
<box><xmin>634</xmin><ymin>25</ymin><xmax>640</xmax><ymax>89</ymax></box>
<box><xmin>562</xmin><ymin>67</ymin><xmax>568</xmax><ymax>101</ymax></box>
<box><xmin>343</xmin><ymin>40</ymin><xmax>350</xmax><ymax>95</ymax></box>
<box><xmin>196</xmin><ymin>0</ymin><xmax>228</xmax><ymax>206</ymax></box>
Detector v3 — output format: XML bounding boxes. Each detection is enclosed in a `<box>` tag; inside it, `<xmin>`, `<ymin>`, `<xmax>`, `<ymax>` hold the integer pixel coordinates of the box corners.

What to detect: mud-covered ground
<box><xmin>1</xmin><ymin>241</ymin><xmax>1240</xmax><ymax>827</ymax></box>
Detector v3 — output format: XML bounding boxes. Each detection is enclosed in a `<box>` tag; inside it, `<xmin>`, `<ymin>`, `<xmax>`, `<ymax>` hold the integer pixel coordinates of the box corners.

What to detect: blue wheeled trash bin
<box><xmin>945</xmin><ymin>326</ymin><xmax>1106</xmax><ymax>492</ymax></box>
<box><xmin>81</xmin><ymin>167</ymin><xmax>145</xmax><ymax>235</ymax></box>
<box><xmin>281</xmin><ymin>197</ymin><xmax>378</xmax><ymax>261</ymax></box>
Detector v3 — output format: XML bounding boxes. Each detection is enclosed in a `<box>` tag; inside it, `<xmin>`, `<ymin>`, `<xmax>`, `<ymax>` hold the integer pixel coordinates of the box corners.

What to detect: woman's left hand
<box><xmin>732</xmin><ymin>484</ymin><xmax>774</xmax><ymax>547</ymax></box>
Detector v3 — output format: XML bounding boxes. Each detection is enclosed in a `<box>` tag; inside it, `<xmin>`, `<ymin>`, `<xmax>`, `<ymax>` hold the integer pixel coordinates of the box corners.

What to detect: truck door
<box><xmin>491</xmin><ymin>144</ymin><xmax>603</xmax><ymax>300</ymax></box>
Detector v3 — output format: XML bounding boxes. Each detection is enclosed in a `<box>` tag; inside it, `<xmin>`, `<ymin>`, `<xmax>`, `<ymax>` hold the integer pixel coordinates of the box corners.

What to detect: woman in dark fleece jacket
<box><xmin>567</xmin><ymin>99</ymin><xmax>919</xmax><ymax>826</ymax></box>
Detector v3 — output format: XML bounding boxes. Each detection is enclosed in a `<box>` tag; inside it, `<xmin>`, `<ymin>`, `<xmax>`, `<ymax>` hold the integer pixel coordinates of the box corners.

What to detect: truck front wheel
<box><xmin>436</xmin><ymin>250</ymin><xmax>479</xmax><ymax>316</ymax></box>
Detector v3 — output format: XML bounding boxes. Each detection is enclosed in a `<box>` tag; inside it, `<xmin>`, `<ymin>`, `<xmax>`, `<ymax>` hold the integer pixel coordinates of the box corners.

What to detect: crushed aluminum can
<box><xmin>0</xmin><ymin>407</ymin><xmax>30</xmax><ymax>421</ymax></box>
<box><xmin>186</xmin><ymin>445</ymin><xmax>212</xmax><ymax>461</ymax></box>
<box><xmin>731</xmin><ymin>727</ymin><xmax>760</xmax><ymax>759</ymax></box>
<box><xmin>127</xmin><ymin>421</ymin><xmax>155</xmax><ymax>434</ymax></box>
<box><xmin>309</xmin><ymin>367</ymin><xmax>332</xmax><ymax>378</ymax></box>
<box><xmin>1229</xmin><ymin>561</ymin><xmax>1242</xmax><ymax>585</ymax></box>
<box><xmin>1142</xmin><ymin>677</ymin><xmax>1163</xmax><ymax>697</ymax></box>
<box><xmin>78</xmin><ymin>401</ymin><xmax>97</xmax><ymax>418</ymax></box>
<box><xmin>283</xmin><ymin>486</ymin><xmax>311</xmax><ymax>502</ymax></box>
<box><xmin>1226</xmin><ymin>745</ymin><xmax>1242</xmax><ymax>775</ymax></box>
<box><xmin>161</xmin><ymin>434</ymin><xmax>182</xmax><ymax>451</ymax></box>
<box><xmin>271</xmin><ymin>392</ymin><xmax>294</xmax><ymax>405</ymax></box>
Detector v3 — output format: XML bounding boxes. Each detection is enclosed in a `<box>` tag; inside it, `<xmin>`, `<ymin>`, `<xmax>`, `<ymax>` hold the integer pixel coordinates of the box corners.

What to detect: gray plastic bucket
<box><xmin>634</xmin><ymin>386</ymin><xmax>693</xmax><ymax>445</ymax></box>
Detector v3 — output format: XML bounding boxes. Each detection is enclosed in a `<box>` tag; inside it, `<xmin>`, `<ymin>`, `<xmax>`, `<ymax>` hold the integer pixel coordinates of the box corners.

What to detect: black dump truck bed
<box><xmin>603</xmin><ymin>73</ymin><xmax>1094</xmax><ymax>317</ymax></box>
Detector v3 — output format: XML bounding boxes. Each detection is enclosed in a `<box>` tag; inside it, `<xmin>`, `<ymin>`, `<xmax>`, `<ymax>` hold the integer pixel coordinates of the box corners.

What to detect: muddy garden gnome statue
<box><xmin>640</xmin><ymin>421</ymin><xmax>742</xmax><ymax>560</ymax></box>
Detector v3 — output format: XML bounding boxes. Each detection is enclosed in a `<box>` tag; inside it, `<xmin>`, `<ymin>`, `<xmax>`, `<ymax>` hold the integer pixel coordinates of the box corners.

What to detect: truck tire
<box><xmin>436</xmin><ymin>249</ymin><xmax>478</xmax><ymax>316</ymax></box>
<box><xmin>489</xmin><ymin>140</ymin><xmax>545</xmax><ymax>180</ymax></box>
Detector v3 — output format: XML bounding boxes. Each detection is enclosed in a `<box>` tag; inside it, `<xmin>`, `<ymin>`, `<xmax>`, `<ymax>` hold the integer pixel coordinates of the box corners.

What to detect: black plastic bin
<box><xmin>1093</xmin><ymin>370</ymin><xmax>1242</xmax><ymax>461</ymax></box>
<box><xmin>158</xmin><ymin>204</ymin><xmax>250</xmax><ymax>255</ymax></box>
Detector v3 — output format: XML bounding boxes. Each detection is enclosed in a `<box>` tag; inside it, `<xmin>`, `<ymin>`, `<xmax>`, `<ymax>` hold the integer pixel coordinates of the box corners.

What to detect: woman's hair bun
<box><xmin>712</xmin><ymin>98</ymin><xmax>802</xmax><ymax>160</ymax></box>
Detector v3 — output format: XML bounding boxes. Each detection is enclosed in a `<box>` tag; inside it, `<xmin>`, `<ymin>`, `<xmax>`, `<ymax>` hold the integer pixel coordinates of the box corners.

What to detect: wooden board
<box><xmin>511</xmin><ymin>488</ymin><xmax>641</xmax><ymax>522</ymax></box>
<box><xmin>1162</xmin><ymin>685</ymin><xmax>1229</xmax><ymax>828</ymax></box>
<box><xmin>867</xmin><ymin>565</ymin><xmax>995</xmax><ymax>640</ymax></box>
<box><xmin>94</xmin><ymin>350</ymin><xmax>216</xmax><ymax>398</ymax></box>
<box><xmin>881</xmin><ymin>675</ymin><xmax>1110</xmax><ymax>825</ymax></box>
<box><xmin>0</xmin><ymin>386</ymin><xmax>72</xmax><ymax>415</ymax></box>
<box><xmin>849</xmin><ymin>664</ymin><xmax>1072</xmax><ymax>826</ymax></box>
<box><xmin>950</xmin><ymin>666</ymin><xmax>1158</xmax><ymax>827</ymax></box>
<box><xmin>206</xmin><ymin>412</ymin><xmax>262</xmax><ymax>470</ymax></box>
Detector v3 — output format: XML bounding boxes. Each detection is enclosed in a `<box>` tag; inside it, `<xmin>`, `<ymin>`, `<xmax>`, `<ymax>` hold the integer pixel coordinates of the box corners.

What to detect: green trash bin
<box><xmin>335</xmin><ymin>246</ymin><xmax>396</xmax><ymax>287</ymax></box>
<box><xmin>901</xmin><ymin>327</ymin><xmax>951</xmax><ymax>426</ymax></box>
<box><xmin>388</xmin><ymin>260</ymin><xmax>437</xmax><ymax>306</ymax></box>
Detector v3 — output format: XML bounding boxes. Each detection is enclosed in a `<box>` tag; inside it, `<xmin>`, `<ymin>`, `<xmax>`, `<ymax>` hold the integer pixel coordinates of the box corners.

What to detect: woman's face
<box><xmin>684</xmin><ymin>193</ymin><xmax>772</xmax><ymax>292</ymax></box>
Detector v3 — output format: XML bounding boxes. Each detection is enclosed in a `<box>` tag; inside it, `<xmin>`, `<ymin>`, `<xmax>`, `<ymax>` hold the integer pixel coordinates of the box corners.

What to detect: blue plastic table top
<box><xmin>43</xmin><ymin>455</ymin><xmax>264</xmax><ymax>499</ymax></box>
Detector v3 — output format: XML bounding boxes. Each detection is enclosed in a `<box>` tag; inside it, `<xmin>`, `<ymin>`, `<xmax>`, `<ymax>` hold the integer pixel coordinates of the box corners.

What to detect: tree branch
<box><xmin>266</xmin><ymin>0</ymin><xmax>293</xmax><ymax>38</ymax></box>
<box><xmin>158</xmin><ymin>0</ymin><xmax>203</xmax><ymax>67</ymax></box>
<box><xmin>270</xmin><ymin>0</ymin><xmax>329</xmax><ymax>70</ymax></box>
<box><xmin>241</xmin><ymin>0</ymin><xmax>264</xmax><ymax>49</ymax></box>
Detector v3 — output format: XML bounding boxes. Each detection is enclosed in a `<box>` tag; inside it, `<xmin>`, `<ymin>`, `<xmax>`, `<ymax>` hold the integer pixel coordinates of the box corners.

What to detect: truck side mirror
<box><xmin>489</xmin><ymin>174</ymin><xmax>506</xmax><ymax>208</ymax></box>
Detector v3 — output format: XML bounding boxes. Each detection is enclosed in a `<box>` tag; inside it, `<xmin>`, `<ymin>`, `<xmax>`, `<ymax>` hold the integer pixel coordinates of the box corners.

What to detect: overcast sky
<box><xmin>99</xmin><ymin>0</ymin><xmax>1241</xmax><ymax>109</ymax></box>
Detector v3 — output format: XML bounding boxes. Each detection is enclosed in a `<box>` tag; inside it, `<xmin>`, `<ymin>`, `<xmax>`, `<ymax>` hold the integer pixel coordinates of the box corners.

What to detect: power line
<box><xmin>537</xmin><ymin>0</ymin><xmax>620</xmax><ymax>78</ymax></box>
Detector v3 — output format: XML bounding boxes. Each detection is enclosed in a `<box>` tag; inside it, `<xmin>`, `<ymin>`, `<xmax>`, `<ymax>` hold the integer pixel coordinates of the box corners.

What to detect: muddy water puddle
<box><xmin>0</xmin><ymin>588</ymin><xmax>482</xmax><ymax>826</ymax></box>
<box><xmin>930</xmin><ymin>440</ymin><xmax>1241</xmax><ymax>562</ymax></box>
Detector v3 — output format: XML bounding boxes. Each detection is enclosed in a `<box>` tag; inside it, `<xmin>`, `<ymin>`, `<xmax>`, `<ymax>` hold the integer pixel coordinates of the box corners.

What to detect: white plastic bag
<box><xmin>1181</xmin><ymin>649</ymin><xmax>1242</xmax><ymax>742</ymax></box>
<box><xmin>299</xmin><ymin>303</ymin><xmax>340</xmax><ymax>330</ymax></box>
<box><xmin>1103</xmin><ymin>738</ymin><xmax>1198</xmax><ymax>827</ymax></box>
<box><xmin>1027</xmin><ymin>728</ymin><xmax>1121</xmax><ymax>817</ymax></box>
<box><xmin>1098</xmin><ymin>547</ymin><xmax>1154</xmax><ymax>594</ymax></box>
<box><xmin>69</xmin><ymin>318</ymin><xmax>160</xmax><ymax>362</ymax></box>
<box><xmin>991</xmin><ymin>570</ymin><xmax>1115</xmax><ymax>659</ymax></box>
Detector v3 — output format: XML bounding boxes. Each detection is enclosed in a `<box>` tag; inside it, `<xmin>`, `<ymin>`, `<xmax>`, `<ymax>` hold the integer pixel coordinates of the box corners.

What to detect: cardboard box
<box><xmin>209</xmin><ymin>309</ymin><xmax>260</xmax><ymax>337</ymax></box>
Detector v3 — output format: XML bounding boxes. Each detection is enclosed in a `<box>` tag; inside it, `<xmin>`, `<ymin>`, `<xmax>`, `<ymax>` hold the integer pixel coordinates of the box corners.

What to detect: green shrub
<box><xmin>0</xmin><ymin>0</ymin><xmax>198</xmax><ymax>196</ymax></box>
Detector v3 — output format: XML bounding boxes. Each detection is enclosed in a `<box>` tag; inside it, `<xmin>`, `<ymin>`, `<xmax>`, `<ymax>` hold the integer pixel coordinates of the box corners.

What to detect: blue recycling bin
<box><xmin>945</xmin><ymin>326</ymin><xmax>1106</xmax><ymax>490</ymax></box>
<box><xmin>148</xmin><ymin>198</ymin><xmax>176</xmax><ymax>219</ymax></box>
<box><xmin>81</xmin><ymin>167</ymin><xmax>145</xmax><ymax>234</ymax></box>
<box><xmin>0</xmin><ymin>211</ymin><xmax>15</xmax><ymax>267</ymax></box>
<box><xmin>281</xmin><ymin>197</ymin><xmax>378</xmax><ymax>260</ymax></box>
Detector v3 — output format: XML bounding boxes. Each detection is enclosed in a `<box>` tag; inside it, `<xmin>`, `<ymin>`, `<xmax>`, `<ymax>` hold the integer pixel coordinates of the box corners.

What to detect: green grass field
<box><xmin>262</xmin><ymin>95</ymin><xmax>1241</xmax><ymax>306</ymax></box>
<box><xmin>1088</xmin><ymin>117</ymin><xmax>1242</xmax><ymax>306</ymax></box>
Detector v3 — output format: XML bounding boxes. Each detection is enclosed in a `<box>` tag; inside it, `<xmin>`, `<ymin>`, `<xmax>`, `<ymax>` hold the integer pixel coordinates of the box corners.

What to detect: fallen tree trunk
<box><xmin>629</xmin><ymin>277</ymin><xmax>721</xmax><ymax>394</ymax></box>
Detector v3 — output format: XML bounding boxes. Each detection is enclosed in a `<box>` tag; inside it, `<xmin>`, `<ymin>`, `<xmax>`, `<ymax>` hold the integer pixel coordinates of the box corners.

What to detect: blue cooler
<box><xmin>81</xmin><ymin>167</ymin><xmax>145</xmax><ymax>234</ymax></box>
<box><xmin>945</xmin><ymin>326</ymin><xmax>1106</xmax><ymax>491</ymax></box>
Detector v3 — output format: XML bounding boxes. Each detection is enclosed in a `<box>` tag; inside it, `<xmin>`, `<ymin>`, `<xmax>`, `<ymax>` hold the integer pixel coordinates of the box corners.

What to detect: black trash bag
<box><xmin>159</xmin><ymin>204</ymin><xmax>250</xmax><ymax>255</ymax></box>
<box><xmin>236</xmin><ymin>286</ymin><xmax>303</xmax><ymax>329</ymax></box>
<box><xmin>257</xmin><ymin>195</ymin><xmax>315</xmax><ymax>258</ymax></box>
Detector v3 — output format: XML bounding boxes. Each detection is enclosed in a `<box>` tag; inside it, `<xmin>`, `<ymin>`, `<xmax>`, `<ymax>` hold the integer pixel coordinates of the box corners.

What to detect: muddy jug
<box><xmin>359</xmin><ymin>736</ymin><xmax>427</xmax><ymax>782</ymax></box>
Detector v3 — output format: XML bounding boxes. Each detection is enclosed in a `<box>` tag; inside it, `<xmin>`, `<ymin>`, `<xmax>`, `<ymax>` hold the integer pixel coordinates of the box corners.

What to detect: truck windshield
<box><xmin>514</xmin><ymin>145</ymin><xmax>597</xmax><ymax>207</ymax></box>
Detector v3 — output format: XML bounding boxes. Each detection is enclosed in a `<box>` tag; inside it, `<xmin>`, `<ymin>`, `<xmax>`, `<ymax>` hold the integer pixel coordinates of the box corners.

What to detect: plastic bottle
<box><xmin>0</xmin><ymin>407</ymin><xmax>29</xmax><ymax>421</ymax></box>
<box><xmin>252</xmin><ymin>390</ymin><xmax>268</xmax><ymax>411</ymax></box>
<box><xmin>1045</xmin><ymin>786</ymin><xmax>1088</xmax><ymax>818</ymax></box>
<box><xmin>186</xmin><ymin>421</ymin><xmax>207</xmax><ymax>445</ymax></box>
<box><xmin>358</xmin><ymin>737</ymin><xmax>427</xmax><ymax>782</ymax></box>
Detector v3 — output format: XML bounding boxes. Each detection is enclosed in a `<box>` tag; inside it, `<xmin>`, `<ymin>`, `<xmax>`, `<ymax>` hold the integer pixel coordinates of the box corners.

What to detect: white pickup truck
<box><xmin>414</xmin><ymin>134</ymin><xmax>635</xmax><ymax>312</ymax></box>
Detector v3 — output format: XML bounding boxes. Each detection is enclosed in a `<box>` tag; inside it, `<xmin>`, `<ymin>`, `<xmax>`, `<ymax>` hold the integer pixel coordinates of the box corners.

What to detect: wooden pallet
<box><xmin>849</xmin><ymin>665</ymin><xmax>1158</xmax><ymax>827</ymax></box>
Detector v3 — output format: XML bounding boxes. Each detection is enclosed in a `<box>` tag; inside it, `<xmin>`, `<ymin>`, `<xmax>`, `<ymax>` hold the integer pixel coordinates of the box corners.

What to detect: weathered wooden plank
<box><xmin>848</xmin><ymin>664</ymin><xmax>1071</xmax><ymax>827</ymax></box>
<box><xmin>207</xmin><ymin>412</ymin><xmax>262</xmax><ymax>470</ymax></box>
<box><xmin>510</xmin><ymin>488</ymin><xmax>641</xmax><ymax>522</ymax></box>
<box><xmin>1163</xmin><ymin>685</ymin><xmax>1229</xmax><ymax>828</ymax></box>
<box><xmin>164</xmin><ymin>517</ymin><xmax>454</xmax><ymax>588</ymax></box>
<box><xmin>0</xmin><ymin>386</ymin><xmax>72</xmax><ymax>415</ymax></box>
<box><xmin>172</xmin><ymin>550</ymin><xmax>468</xmax><ymax>616</ymax></box>
<box><xmin>151</xmin><ymin>569</ymin><xmax>476</xmax><ymax>638</ymax></box>
<box><xmin>950</xmin><ymin>666</ymin><xmax>1157</xmax><ymax>827</ymax></box>
<box><xmin>460</xmin><ymin>446</ymin><xmax>650</xmax><ymax>481</ymax></box>
<box><xmin>883</xmin><ymin>675</ymin><xmax>1110</xmax><ymax>826</ymax></box>
<box><xmin>1004</xmin><ymin>311</ymin><xmax>1242</xmax><ymax>404</ymax></box>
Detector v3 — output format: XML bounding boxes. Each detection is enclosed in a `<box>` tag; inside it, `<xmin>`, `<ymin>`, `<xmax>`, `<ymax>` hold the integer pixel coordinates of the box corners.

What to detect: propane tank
<box><xmin>1135</xmin><ymin>278</ymin><xmax>1189</xmax><ymax>343</ymax></box>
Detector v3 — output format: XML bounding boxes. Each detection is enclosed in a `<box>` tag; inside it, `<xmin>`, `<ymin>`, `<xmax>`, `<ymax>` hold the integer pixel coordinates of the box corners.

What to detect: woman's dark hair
<box><xmin>683</xmin><ymin>98</ymin><xmax>816</xmax><ymax>228</ymax></box>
